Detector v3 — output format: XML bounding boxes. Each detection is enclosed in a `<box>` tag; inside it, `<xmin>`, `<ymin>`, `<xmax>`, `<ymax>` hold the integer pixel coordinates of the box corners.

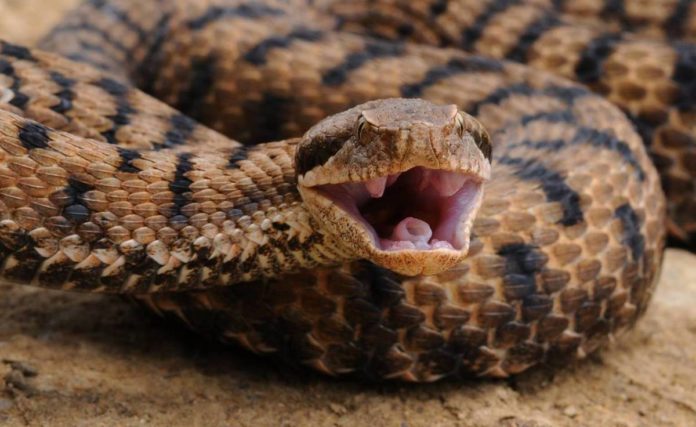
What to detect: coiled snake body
<box><xmin>0</xmin><ymin>0</ymin><xmax>693</xmax><ymax>381</ymax></box>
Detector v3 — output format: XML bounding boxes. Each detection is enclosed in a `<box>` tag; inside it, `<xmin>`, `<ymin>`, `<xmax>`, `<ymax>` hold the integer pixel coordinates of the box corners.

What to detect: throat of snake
<box><xmin>315</xmin><ymin>167</ymin><xmax>482</xmax><ymax>251</ymax></box>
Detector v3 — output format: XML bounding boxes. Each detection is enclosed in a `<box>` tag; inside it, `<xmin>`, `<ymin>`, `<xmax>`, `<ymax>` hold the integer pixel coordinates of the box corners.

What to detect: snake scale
<box><xmin>0</xmin><ymin>0</ymin><xmax>692</xmax><ymax>381</ymax></box>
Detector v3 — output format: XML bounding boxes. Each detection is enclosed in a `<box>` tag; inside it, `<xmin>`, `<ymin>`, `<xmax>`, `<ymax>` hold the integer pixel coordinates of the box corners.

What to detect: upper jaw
<box><xmin>297</xmin><ymin>153</ymin><xmax>490</xmax><ymax>188</ymax></box>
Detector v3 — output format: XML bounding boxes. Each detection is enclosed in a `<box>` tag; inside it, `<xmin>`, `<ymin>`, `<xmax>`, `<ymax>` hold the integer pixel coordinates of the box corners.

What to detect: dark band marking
<box><xmin>4</xmin><ymin>241</ymin><xmax>45</xmax><ymax>283</ymax></box>
<box><xmin>43</xmin><ymin>25</ymin><xmax>121</xmax><ymax>73</ymax></box>
<box><xmin>322</xmin><ymin>41</ymin><xmax>405</xmax><ymax>86</ymax></box>
<box><xmin>461</xmin><ymin>0</ymin><xmax>520</xmax><ymax>51</ymax></box>
<box><xmin>241</xmin><ymin>93</ymin><xmax>293</xmax><ymax>143</ymax></box>
<box><xmin>542</xmin><ymin>86</ymin><xmax>590</xmax><ymax>103</ymax></box>
<box><xmin>1</xmin><ymin>42</ymin><xmax>35</xmax><ymax>61</ymax></box>
<box><xmin>602</xmin><ymin>0</ymin><xmax>626</xmax><ymax>18</ymax></box>
<box><xmin>49</xmin><ymin>22</ymin><xmax>130</xmax><ymax>55</ymax></box>
<box><xmin>49</xmin><ymin>71</ymin><xmax>76</xmax><ymax>114</ymax></box>
<box><xmin>175</xmin><ymin>55</ymin><xmax>216</xmax><ymax>119</ymax></box>
<box><xmin>499</xmin><ymin>156</ymin><xmax>583</xmax><ymax>226</ymax></box>
<box><xmin>74</xmin><ymin>39</ymin><xmax>109</xmax><ymax>56</ymax></box>
<box><xmin>614</xmin><ymin>203</ymin><xmax>645</xmax><ymax>261</ymax></box>
<box><xmin>498</xmin><ymin>243</ymin><xmax>547</xmax><ymax>300</ymax></box>
<box><xmin>395</xmin><ymin>23</ymin><xmax>415</xmax><ymax>39</ymax></box>
<box><xmin>513</xmin><ymin>138</ymin><xmax>566</xmax><ymax>152</ymax></box>
<box><xmin>56</xmin><ymin>177</ymin><xmax>95</xmax><ymax>228</ymax></box>
<box><xmin>601</xmin><ymin>0</ymin><xmax>633</xmax><ymax>30</ymax></box>
<box><xmin>505</xmin><ymin>12</ymin><xmax>561</xmax><ymax>62</ymax></box>
<box><xmin>469</xmin><ymin>84</ymin><xmax>589</xmax><ymax>115</ymax></box>
<box><xmin>87</xmin><ymin>0</ymin><xmax>148</xmax><ymax>43</ymax></box>
<box><xmin>186</xmin><ymin>4</ymin><xmax>285</xmax><ymax>30</ymax></box>
<box><xmin>65</xmin><ymin>177</ymin><xmax>95</xmax><ymax>212</ymax></box>
<box><xmin>574</xmin><ymin>33</ymin><xmax>622</xmax><ymax>84</ymax></box>
<box><xmin>97</xmin><ymin>71</ymin><xmax>132</xmax><ymax>92</ymax></box>
<box><xmin>162</xmin><ymin>114</ymin><xmax>197</xmax><ymax>149</ymax></box>
<box><xmin>63</xmin><ymin>204</ymin><xmax>90</xmax><ymax>224</ymax></box>
<box><xmin>400</xmin><ymin>56</ymin><xmax>503</xmax><ymax>97</ymax></box>
<box><xmin>469</xmin><ymin>83</ymin><xmax>535</xmax><ymax>115</ymax></box>
<box><xmin>244</xmin><ymin>27</ymin><xmax>324</xmax><ymax>65</ymax></box>
<box><xmin>0</xmin><ymin>59</ymin><xmax>29</xmax><ymax>109</ymax></box>
<box><xmin>573</xmin><ymin>127</ymin><xmax>645</xmax><ymax>180</ymax></box>
<box><xmin>137</xmin><ymin>13</ymin><xmax>173</xmax><ymax>92</ymax></box>
<box><xmin>272</xmin><ymin>222</ymin><xmax>290</xmax><ymax>232</ymax></box>
<box><xmin>518</xmin><ymin>133</ymin><xmax>643</xmax><ymax>178</ymax></box>
<box><xmin>519</xmin><ymin>109</ymin><xmax>575</xmax><ymax>125</ymax></box>
<box><xmin>474</xmin><ymin>84</ymin><xmax>543</xmax><ymax>115</ymax></box>
<box><xmin>672</xmin><ymin>42</ymin><xmax>696</xmax><ymax>113</ymax></box>
<box><xmin>18</xmin><ymin>122</ymin><xmax>51</xmax><ymax>150</ymax></box>
<box><xmin>228</xmin><ymin>146</ymin><xmax>250</xmax><ymax>169</ymax></box>
<box><xmin>664</xmin><ymin>0</ymin><xmax>692</xmax><ymax>39</ymax></box>
<box><xmin>116</xmin><ymin>147</ymin><xmax>141</xmax><ymax>173</ymax></box>
<box><xmin>169</xmin><ymin>153</ymin><xmax>193</xmax><ymax>218</ymax></box>
<box><xmin>94</xmin><ymin>77</ymin><xmax>135</xmax><ymax>144</ymax></box>
<box><xmin>0</xmin><ymin>59</ymin><xmax>13</xmax><ymax>77</ymax></box>
<box><xmin>630</xmin><ymin>114</ymin><xmax>658</xmax><ymax>148</ymax></box>
<box><xmin>508</xmin><ymin>121</ymin><xmax>645</xmax><ymax>180</ymax></box>
<box><xmin>429</xmin><ymin>0</ymin><xmax>448</xmax><ymax>17</ymax></box>
<box><xmin>64</xmin><ymin>53</ymin><xmax>114</xmax><ymax>72</ymax></box>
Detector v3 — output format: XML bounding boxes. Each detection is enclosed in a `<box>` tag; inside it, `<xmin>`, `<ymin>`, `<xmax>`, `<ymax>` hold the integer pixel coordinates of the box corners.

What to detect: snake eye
<box><xmin>455</xmin><ymin>112</ymin><xmax>492</xmax><ymax>162</ymax></box>
<box><xmin>454</xmin><ymin>112</ymin><xmax>466</xmax><ymax>138</ymax></box>
<box><xmin>356</xmin><ymin>115</ymin><xmax>369</xmax><ymax>140</ymax></box>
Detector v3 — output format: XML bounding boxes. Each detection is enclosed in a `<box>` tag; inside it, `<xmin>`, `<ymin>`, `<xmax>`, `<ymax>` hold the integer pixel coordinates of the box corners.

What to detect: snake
<box><xmin>0</xmin><ymin>0</ymin><xmax>692</xmax><ymax>382</ymax></box>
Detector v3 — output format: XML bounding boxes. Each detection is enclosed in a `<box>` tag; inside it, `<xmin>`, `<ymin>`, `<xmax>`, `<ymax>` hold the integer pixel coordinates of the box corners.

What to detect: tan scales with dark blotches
<box><xmin>0</xmin><ymin>0</ymin><xmax>682</xmax><ymax>381</ymax></box>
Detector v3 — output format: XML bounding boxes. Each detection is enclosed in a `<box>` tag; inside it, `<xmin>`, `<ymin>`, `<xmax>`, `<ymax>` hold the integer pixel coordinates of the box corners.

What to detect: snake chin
<box><xmin>299</xmin><ymin>166</ymin><xmax>484</xmax><ymax>276</ymax></box>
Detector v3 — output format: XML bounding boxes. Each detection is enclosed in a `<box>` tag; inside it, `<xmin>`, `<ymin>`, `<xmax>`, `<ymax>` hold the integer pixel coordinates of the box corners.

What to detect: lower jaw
<box><xmin>363</xmin><ymin>243</ymin><xmax>468</xmax><ymax>276</ymax></box>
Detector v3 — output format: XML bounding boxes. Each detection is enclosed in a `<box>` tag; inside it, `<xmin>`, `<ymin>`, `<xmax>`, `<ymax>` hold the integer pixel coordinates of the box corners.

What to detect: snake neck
<box><xmin>225</xmin><ymin>202</ymin><xmax>356</xmax><ymax>283</ymax></box>
<box><xmin>211</xmin><ymin>141</ymin><xmax>359</xmax><ymax>284</ymax></box>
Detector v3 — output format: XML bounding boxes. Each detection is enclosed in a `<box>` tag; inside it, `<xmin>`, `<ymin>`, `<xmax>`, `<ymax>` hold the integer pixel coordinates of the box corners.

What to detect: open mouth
<box><xmin>314</xmin><ymin>167</ymin><xmax>483</xmax><ymax>252</ymax></box>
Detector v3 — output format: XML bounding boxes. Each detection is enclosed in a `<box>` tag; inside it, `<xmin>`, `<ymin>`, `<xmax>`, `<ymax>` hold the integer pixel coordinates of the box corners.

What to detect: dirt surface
<box><xmin>1</xmin><ymin>1</ymin><xmax>696</xmax><ymax>426</ymax></box>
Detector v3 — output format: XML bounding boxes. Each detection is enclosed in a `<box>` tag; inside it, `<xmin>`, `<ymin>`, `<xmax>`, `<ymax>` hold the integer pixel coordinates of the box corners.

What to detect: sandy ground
<box><xmin>0</xmin><ymin>1</ymin><xmax>695</xmax><ymax>426</ymax></box>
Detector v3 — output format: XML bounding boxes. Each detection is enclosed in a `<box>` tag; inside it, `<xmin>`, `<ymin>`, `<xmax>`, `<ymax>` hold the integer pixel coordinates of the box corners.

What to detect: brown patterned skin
<box><xmin>555</xmin><ymin>0</ymin><xmax>696</xmax><ymax>41</ymax></box>
<box><xmin>0</xmin><ymin>0</ymin><xmax>672</xmax><ymax>381</ymax></box>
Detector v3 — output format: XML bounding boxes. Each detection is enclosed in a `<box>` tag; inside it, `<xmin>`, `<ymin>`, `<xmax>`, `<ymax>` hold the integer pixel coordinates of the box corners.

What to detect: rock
<box><xmin>2</xmin><ymin>360</ymin><xmax>38</xmax><ymax>378</ymax></box>
<box><xmin>563</xmin><ymin>406</ymin><xmax>577</xmax><ymax>418</ymax></box>
<box><xmin>0</xmin><ymin>399</ymin><xmax>13</xmax><ymax>412</ymax></box>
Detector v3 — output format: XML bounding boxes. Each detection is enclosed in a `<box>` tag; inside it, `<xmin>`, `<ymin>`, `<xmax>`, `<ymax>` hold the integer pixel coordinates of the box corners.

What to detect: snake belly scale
<box><xmin>0</xmin><ymin>0</ymin><xmax>688</xmax><ymax>381</ymax></box>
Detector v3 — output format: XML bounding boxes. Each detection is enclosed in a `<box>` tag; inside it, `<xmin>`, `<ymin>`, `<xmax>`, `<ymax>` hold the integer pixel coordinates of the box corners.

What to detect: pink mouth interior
<box><xmin>315</xmin><ymin>167</ymin><xmax>482</xmax><ymax>251</ymax></box>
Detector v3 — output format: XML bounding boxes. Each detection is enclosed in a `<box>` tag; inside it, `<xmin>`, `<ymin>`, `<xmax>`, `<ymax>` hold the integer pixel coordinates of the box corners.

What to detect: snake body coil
<box><xmin>0</xmin><ymin>0</ymin><xmax>691</xmax><ymax>381</ymax></box>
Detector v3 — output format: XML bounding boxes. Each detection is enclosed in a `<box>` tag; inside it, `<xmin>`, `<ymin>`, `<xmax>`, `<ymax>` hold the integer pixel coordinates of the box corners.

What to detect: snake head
<box><xmin>296</xmin><ymin>98</ymin><xmax>491</xmax><ymax>276</ymax></box>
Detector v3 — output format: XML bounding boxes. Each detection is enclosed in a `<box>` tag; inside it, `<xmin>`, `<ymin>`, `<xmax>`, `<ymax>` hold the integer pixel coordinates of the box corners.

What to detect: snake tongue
<box><xmin>381</xmin><ymin>217</ymin><xmax>437</xmax><ymax>250</ymax></box>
